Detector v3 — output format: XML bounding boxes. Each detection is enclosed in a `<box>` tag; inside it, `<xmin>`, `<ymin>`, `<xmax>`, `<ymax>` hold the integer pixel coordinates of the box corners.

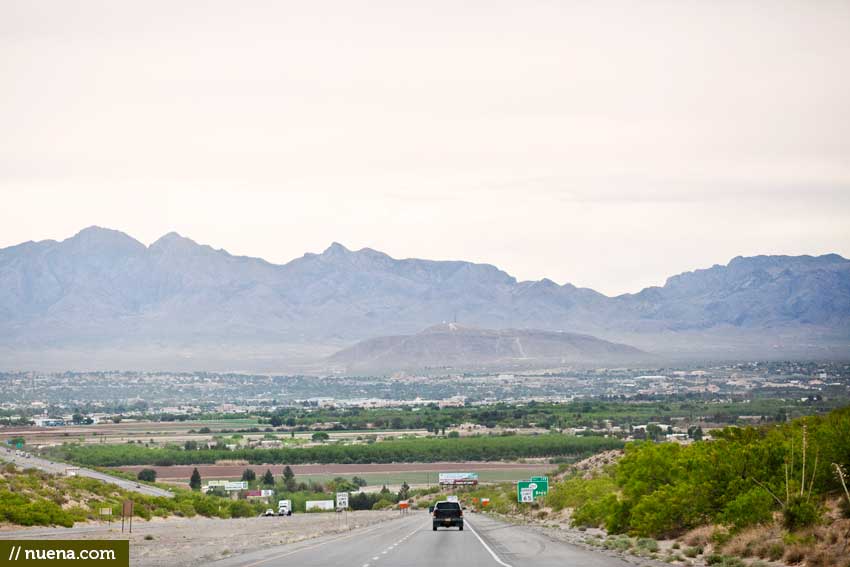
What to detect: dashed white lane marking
<box><xmin>237</xmin><ymin>520</ymin><xmax>390</xmax><ymax>567</ymax></box>
<box><xmin>465</xmin><ymin>520</ymin><xmax>514</xmax><ymax>567</ymax></box>
<box><xmin>367</xmin><ymin>523</ymin><xmax>422</xmax><ymax>564</ymax></box>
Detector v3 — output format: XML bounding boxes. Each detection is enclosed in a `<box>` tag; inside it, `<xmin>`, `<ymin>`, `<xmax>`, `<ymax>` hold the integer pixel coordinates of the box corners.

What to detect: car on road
<box><xmin>262</xmin><ymin>509</ymin><xmax>276</xmax><ymax>517</ymax></box>
<box><xmin>432</xmin><ymin>500</ymin><xmax>463</xmax><ymax>531</ymax></box>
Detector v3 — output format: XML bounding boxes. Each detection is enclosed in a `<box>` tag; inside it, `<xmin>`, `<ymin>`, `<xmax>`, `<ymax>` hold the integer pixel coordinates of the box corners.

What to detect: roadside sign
<box><xmin>122</xmin><ymin>500</ymin><xmax>134</xmax><ymax>534</ymax></box>
<box><xmin>336</xmin><ymin>492</ymin><xmax>349</xmax><ymax>509</ymax></box>
<box><xmin>100</xmin><ymin>508</ymin><xmax>112</xmax><ymax>516</ymax></box>
<box><xmin>306</xmin><ymin>500</ymin><xmax>334</xmax><ymax>511</ymax></box>
<box><xmin>519</xmin><ymin>488</ymin><xmax>534</xmax><ymax>503</ymax></box>
<box><xmin>481</xmin><ymin>498</ymin><xmax>490</xmax><ymax>506</ymax></box>
<box><xmin>261</xmin><ymin>489</ymin><xmax>274</xmax><ymax>497</ymax></box>
<box><xmin>517</xmin><ymin>479</ymin><xmax>548</xmax><ymax>500</ymax></box>
<box><xmin>446</xmin><ymin>495</ymin><xmax>459</xmax><ymax>503</ymax></box>
<box><xmin>207</xmin><ymin>480</ymin><xmax>228</xmax><ymax>487</ymax></box>
<box><xmin>224</xmin><ymin>481</ymin><xmax>248</xmax><ymax>491</ymax></box>
<box><xmin>534</xmin><ymin>478</ymin><xmax>549</xmax><ymax>495</ymax></box>
<box><xmin>398</xmin><ymin>500</ymin><xmax>409</xmax><ymax>509</ymax></box>
<box><xmin>531</xmin><ymin>476</ymin><xmax>549</xmax><ymax>483</ymax></box>
<box><xmin>439</xmin><ymin>472</ymin><xmax>479</xmax><ymax>486</ymax></box>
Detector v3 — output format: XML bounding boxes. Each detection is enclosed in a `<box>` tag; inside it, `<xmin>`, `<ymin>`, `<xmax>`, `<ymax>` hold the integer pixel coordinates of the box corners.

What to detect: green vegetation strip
<box><xmin>46</xmin><ymin>434</ymin><xmax>623</xmax><ymax>467</ymax></box>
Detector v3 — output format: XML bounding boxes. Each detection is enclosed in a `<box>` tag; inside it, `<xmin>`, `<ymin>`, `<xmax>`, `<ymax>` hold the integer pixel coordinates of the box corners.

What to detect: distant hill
<box><xmin>0</xmin><ymin>226</ymin><xmax>848</xmax><ymax>370</ymax></box>
<box><xmin>327</xmin><ymin>324</ymin><xmax>650</xmax><ymax>372</ymax></box>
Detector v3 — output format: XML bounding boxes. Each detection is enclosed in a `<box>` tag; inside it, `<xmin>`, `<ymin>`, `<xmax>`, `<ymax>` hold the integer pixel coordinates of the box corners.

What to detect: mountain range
<box><xmin>1</xmin><ymin>226</ymin><xmax>848</xmax><ymax>371</ymax></box>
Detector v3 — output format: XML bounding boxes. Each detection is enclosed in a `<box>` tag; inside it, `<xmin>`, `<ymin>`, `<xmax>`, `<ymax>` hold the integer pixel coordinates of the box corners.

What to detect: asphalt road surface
<box><xmin>212</xmin><ymin>511</ymin><xmax>634</xmax><ymax>567</ymax></box>
<box><xmin>0</xmin><ymin>446</ymin><xmax>174</xmax><ymax>499</ymax></box>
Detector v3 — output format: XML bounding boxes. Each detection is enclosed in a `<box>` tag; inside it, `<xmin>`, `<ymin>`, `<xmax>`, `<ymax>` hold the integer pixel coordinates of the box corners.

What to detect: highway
<box><xmin>0</xmin><ymin>446</ymin><xmax>174</xmax><ymax>499</ymax></box>
<box><xmin>212</xmin><ymin>511</ymin><xmax>633</xmax><ymax>567</ymax></box>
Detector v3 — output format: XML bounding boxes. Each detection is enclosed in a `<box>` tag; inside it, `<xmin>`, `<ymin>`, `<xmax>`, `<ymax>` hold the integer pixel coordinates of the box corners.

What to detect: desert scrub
<box><xmin>636</xmin><ymin>538</ymin><xmax>659</xmax><ymax>552</ymax></box>
<box><xmin>684</xmin><ymin>546</ymin><xmax>702</xmax><ymax>558</ymax></box>
<box><xmin>705</xmin><ymin>554</ymin><xmax>745</xmax><ymax>567</ymax></box>
<box><xmin>603</xmin><ymin>535</ymin><xmax>632</xmax><ymax>551</ymax></box>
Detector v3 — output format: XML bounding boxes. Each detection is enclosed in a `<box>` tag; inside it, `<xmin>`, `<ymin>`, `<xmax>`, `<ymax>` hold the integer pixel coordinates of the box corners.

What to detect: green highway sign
<box><xmin>531</xmin><ymin>476</ymin><xmax>548</xmax><ymax>483</ymax></box>
<box><xmin>517</xmin><ymin>478</ymin><xmax>549</xmax><ymax>502</ymax></box>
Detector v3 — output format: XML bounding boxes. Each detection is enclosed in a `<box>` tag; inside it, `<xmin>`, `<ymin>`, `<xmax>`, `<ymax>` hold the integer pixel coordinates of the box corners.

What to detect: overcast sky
<box><xmin>2</xmin><ymin>1</ymin><xmax>849</xmax><ymax>295</ymax></box>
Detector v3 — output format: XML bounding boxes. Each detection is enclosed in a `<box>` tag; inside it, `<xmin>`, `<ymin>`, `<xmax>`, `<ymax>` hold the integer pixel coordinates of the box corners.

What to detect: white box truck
<box><xmin>278</xmin><ymin>499</ymin><xmax>292</xmax><ymax>516</ymax></box>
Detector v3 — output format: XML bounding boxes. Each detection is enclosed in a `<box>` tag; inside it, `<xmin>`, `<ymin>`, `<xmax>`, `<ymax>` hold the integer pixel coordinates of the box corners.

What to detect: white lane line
<box><xmin>465</xmin><ymin>520</ymin><xmax>513</xmax><ymax>567</ymax></box>
<box><xmin>372</xmin><ymin>556</ymin><xmax>379</xmax><ymax>560</ymax></box>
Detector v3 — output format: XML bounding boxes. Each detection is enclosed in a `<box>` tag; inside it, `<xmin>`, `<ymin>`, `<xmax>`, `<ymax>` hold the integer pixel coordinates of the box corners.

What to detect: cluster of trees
<box><xmin>546</xmin><ymin>406</ymin><xmax>850</xmax><ymax>538</ymax></box>
<box><xmin>51</xmin><ymin>433</ymin><xmax>623</xmax><ymax>467</ymax></box>
<box><xmin>255</xmin><ymin>398</ymin><xmax>832</xmax><ymax>433</ymax></box>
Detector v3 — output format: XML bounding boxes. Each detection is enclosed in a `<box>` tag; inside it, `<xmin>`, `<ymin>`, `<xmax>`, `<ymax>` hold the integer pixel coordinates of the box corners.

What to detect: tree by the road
<box><xmin>311</xmin><ymin>432</ymin><xmax>330</xmax><ymax>442</ymax></box>
<box><xmin>398</xmin><ymin>481</ymin><xmax>410</xmax><ymax>500</ymax></box>
<box><xmin>190</xmin><ymin>467</ymin><xmax>202</xmax><ymax>491</ymax></box>
<box><xmin>262</xmin><ymin>469</ymin><xmax>275</xmax><ymax>486</ymax></box>
<box><xmin>137</xmin><ymin>469</ymin><xmax>157</xmax><ymax>482</ymax></box>
<box><xmin>283</xmin><ymin>465</ymin><xmax>296</xmax><ymax>491</ymax></box>
<box><xmin>241</xmin><ymin>468</ymin><xmax>256</xmax><ymax>482</ymax></box>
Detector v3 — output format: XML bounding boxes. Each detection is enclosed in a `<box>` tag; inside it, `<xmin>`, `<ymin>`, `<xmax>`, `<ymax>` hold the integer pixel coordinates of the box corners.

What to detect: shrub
<box><xmin>705</xmin><ymin>554</ymin><xmax>745</xmax><ymax>567</ymax></box>
<box><xmin>720</xmin><ymin>488</ymin><xmax>774</xmax><ymax>530</ymax></box>
<box><xmin>766</xmin><ymin>542</ymin><xmax>784</xmax><ymax>561</ymax></box>
<box><xmin>137</xmin><ymin>469</ymin><xmax>157</xmax><ymax>482</ymax></box>
<box><xmin>372</xmin><ymin>499</ymin><xmax>395</xmax><ymax>510</ymax></box>
<box><xmin>636</xmin><ymin>538</ymin><xmax>659</xmax><ymax>552</ymax></box>
<box><xmin>782</xmin><ymin>496</ymin><xmax>820</xmax><ymax>531</ymax></box>
<box><xmin>176</xmin><ymin>501</ymin><xmax>196</xmax><ymax>518</ymax></box>
<box><xmin>573</xmin><ymin>494</ymin><xmax>618</xmax><ymax>528</ymax></box>
<box><xmin>228</xmin><ymin>500</ymin><xmax>255</xmax><ymax>518</ymax></box>
<box><xmin>684</xmin><ymin>546</ymin><xmax>701</xmax><ymax>557</ymax></box>
<box><xmin>603</xmin><ymin>536</ymin><xmax>632</xmax><ymax>551</ymax></box>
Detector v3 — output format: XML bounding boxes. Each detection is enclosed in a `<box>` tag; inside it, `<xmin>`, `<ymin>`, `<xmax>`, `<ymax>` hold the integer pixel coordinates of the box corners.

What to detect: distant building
<box><xmin>33</xmin><ymin>417</ymin><xmax>65</xmax><ymax>427</ymax></box>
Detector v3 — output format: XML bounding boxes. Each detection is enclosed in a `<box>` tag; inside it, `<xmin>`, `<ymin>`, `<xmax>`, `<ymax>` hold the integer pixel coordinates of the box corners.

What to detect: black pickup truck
<box><xmin>432</xmin><ymin>501</ymin><xmax>463</xmax><ymax>531</ymax></box>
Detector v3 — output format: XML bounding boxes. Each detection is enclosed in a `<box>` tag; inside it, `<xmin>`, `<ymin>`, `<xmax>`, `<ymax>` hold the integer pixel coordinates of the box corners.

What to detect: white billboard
<box><xmin>224</xmin><ymin>481</ymin><xmax>248</xmax><ymax>491</ymax></box>
<box><xmin>438</xmin><ymin>472</ymin><xmax>479</xmax><ymax>486</ymax></box>
<box><xmin>336</xmin><ymin>492</ymin><xmax>349</xmax><ymax>509</ymax></box>
<box><xmin>306</xmin><ymin>500</ymin><xmax>335</xmax><ymax>511</ymax></box>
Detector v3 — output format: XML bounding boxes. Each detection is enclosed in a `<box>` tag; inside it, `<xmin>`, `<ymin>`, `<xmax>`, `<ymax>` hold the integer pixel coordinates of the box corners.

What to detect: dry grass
<box><xmin>682</xmin><ymin>525</ymin><xmax>715</xmax><ymax>548</ymax></box>
<box><xmin>783</xmin><ymin>544</ymin><xmax>807</xmax><ymax>565</ymax></box>
<box><xmin>722</xmin><ymin>525</ymin><xmax>778</xmax><ymax>558</ymax></box>
<box><xmin>715</xmin><ymin>500</ymin><xmax>850</xmax><ymax>567</ymax></box>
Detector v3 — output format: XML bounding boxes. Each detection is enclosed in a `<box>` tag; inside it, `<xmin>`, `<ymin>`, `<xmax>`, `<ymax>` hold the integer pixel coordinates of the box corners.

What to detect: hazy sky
<box><xmin>2</xmin><ymin>1</ymin><xmax>849</xmax><ymax>295</ymax></box>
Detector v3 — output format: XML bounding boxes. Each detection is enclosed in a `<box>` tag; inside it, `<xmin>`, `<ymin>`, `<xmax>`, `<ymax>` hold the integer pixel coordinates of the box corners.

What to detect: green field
<box><xmin>164</xmin><ymin>468</ymin><xmax>551</xmax><ymax>488</ymax></box>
